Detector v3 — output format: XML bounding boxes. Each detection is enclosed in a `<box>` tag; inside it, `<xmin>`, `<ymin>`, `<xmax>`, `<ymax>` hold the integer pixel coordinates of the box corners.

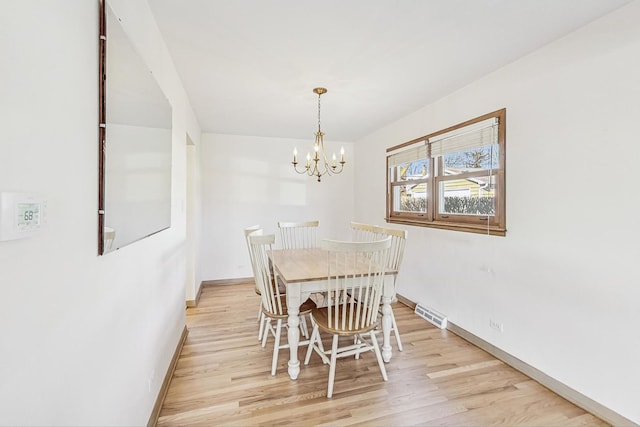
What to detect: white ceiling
<box><xmin>147</xmin><ymin>0</ymin><xmax>632</xmax><ymax>141</ymax></box>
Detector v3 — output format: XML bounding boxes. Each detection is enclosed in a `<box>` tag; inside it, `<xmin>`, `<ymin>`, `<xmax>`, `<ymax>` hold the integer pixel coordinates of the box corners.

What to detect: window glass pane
<box><xmin>394</xmin><ymin>159</ymin><xmax>429</xmax><ymax>181</ymax></box>
<box><xmin>443</xmin><ymin>144</ymin><xmax>499</xmax><ymax>173</ymax></box>
<box><xmin>438</xmin><ymin>176</ymin><xmax>495</xmax><ymax>215</ymax></box>
<box><xmin>392</xmin><ymin>183</ymin><xmax>427</xmax><ymax>213</ymax></box>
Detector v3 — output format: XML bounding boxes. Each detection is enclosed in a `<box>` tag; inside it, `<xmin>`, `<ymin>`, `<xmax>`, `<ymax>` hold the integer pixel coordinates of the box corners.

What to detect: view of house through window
<box><xmin>386</xmin><ymin>109</ymin><xmax>506</xmax><ymax>236</ymax></box>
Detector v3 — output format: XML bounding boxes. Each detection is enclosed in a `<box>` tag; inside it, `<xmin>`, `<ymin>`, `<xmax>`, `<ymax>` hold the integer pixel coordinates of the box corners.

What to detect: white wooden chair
<box><xmin>279</xmin><ymin>220</ymin><xmax>324</xmax><ymax>307</ymax></box>
<box><xmin>278</xmin><ymin>220</ymin><xmax>319</xmax><ymax>249</ymax></box>
<box><xmin>248</xmin><ymin>233</ymin><xmax>316</xmax><ymax>376</ymax></box>
<box><xmin>376</xmin><ymin>225</ymin><xmax>408</xmax><ymax>352</ymax></box>
<box><xmin>304</xmin><ymin>237</ymin><xmax>391</xmax><ymax>398</ymax></box>
<box><xmin>244</xmin><ymin>225</ymin><xmax>267</xmax><ymax>340</ymax></box>
<box><xmin>350</xmin><ymin>222</ymin><xmax>407</xmax><ymax>351</ymax></box>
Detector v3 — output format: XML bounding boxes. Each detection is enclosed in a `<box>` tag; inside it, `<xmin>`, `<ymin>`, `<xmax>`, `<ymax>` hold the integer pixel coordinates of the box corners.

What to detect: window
<box><xmin>386</xmin><ymin>109</ymin><xmax>506</xmax><ymax>236</ymax></box>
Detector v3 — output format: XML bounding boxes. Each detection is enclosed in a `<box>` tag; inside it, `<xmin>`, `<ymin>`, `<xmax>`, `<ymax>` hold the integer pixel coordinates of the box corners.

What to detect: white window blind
<box><xmin>429</xmin><ymin>118</ymin><xmax>498</xmax><ymax>158</ymax></box>
<box><xmin>387</xmin><ymin>141</ymin><xmax>427</xmax><ymax>167</ymax></box>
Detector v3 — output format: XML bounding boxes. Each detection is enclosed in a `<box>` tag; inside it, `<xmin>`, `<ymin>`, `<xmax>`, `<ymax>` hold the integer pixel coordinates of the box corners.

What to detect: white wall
<box><xmin>0</xmin><ymin>1</ymin><xmax>201</xmax><ymax>425</ymax></box>
<box><xmin>355</xmin><ymin>2</ymin><xmax>640</xmax><ymax>423</ymax></box>
<box><xmin>200</xmin><ymin>133</ymin><xmax>354</xmax><ymax>280</ymax></box>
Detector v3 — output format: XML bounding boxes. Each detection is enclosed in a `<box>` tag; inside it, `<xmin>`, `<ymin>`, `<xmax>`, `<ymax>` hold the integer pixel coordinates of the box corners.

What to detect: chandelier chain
<box><xmin>317</xmin><ymin>91</ymin><xmax>322</xmax><ymax>133</ymax></box>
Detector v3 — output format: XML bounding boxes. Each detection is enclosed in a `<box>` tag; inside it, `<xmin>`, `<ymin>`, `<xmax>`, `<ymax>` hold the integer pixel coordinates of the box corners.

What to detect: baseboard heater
<box><xmin>415</xmin><ymin>304</ymin><xmax>448</xmax><ymax>329</ymax></box>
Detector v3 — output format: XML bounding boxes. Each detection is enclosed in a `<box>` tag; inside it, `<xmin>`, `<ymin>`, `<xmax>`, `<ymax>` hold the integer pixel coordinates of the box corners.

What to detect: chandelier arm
<box><xmin>292</xmin><ymin>163</ymin><xmax>312</xmax><ymax>175</ymax></box>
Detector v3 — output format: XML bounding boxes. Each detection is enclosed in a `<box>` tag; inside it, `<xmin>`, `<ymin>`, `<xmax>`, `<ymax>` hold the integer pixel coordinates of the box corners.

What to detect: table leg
<box><xmin>381</xmin><ymin>297</ymin><xmax>392</xmax><ymax>363</ymax></box>
<box><xmin>287</xmin><ymin>282</ymin><xmax>301</xmax><ymax>380</ymax></box>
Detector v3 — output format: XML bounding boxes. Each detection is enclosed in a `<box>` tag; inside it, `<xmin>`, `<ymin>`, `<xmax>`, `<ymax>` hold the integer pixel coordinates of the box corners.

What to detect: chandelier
<box><xmin>291</xmin><ymin>87</ymin><xmax>346</xmax><ymax>182</ymax></box>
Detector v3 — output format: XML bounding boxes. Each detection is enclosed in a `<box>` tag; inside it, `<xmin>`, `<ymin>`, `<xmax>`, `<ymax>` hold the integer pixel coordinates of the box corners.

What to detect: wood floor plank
<box><xmin>156</xmin><ymin>281</ymin><xmax>608</xmax><ymax>426</ymax></box>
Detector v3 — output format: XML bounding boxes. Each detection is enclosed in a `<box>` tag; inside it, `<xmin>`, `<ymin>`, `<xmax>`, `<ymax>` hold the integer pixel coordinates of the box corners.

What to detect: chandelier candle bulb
<box><xmin>340</xmin><ymin>146</ymin><xmax>345</xmax><ymax>163</ymax></box>
<box><xmin>293</xmin><ymin>147</ymin><xmax>297</xmax><ymax>163</ymax></box>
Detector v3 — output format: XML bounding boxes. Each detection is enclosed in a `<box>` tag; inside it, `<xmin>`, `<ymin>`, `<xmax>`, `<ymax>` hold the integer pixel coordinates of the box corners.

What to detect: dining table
<box><xmin>268</xmin><ymin>247</ymin><xmax>397</xmax><ymax>380</ymax></box>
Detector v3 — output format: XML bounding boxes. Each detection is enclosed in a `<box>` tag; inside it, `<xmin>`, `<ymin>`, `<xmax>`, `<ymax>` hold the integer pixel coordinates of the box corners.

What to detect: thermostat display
<box><xmin>0</xmin><ymin>192</ymin><xmax>47</xmax><ymax>241</ymax></box>
<box><xmin>17</xmin><ymin>202</ymin><xmax>41</xmax><ymax>229</ymax></box>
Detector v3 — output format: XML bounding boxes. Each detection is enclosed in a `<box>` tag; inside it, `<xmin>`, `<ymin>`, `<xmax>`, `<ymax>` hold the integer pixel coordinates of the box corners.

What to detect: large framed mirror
<box><xmin>98</xmin><ymin>0</ymin><xmax>172</xmax><ymax>254</ymax></box>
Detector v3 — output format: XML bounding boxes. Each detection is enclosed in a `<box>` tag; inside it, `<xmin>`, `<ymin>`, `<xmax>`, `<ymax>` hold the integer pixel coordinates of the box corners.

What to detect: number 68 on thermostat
<box><xmin>0</xmin><ymin>192</ymin><xmax>47</xmax><ymax>241</ymax></box>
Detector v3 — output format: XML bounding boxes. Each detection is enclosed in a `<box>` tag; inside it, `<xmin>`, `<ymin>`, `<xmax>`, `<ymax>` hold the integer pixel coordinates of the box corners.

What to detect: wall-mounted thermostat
<box><xmin>0</xmin><ymin>192</ymin><xmax>47</xmax><ymax>241</ymax></box>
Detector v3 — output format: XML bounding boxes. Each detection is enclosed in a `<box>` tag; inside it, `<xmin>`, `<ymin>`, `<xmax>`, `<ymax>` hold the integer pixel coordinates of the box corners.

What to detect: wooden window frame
<box><xmin>386</xmin><ymin>109</ymin><xmax>506</xmax><ymax>236</ymax></box>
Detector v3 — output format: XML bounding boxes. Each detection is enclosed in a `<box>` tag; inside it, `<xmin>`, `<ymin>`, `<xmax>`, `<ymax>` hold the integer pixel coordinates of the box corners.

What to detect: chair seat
<box><xmin>311</xmin><ymin>305</ymin><xmax>378</xmax><ymax>336</ymax></box>
<box><xmin>262</xmin><ymin>295</ymin><xmax>316</xmax><ymax>319</ymax></box>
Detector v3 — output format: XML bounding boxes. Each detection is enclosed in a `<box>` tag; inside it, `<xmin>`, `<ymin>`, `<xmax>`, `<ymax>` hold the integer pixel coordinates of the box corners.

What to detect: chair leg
<box><xmin>258</xmin><ymin>312</ymin><xmax>266</xmax><ymax>341</ymax></box>
<box><xmin>271</xmin><ymin>319</ymin><xmax>282</xmax><ymax>376</ymax></box>
<box><xmin>300</xmin><ymin>315</ymin><xmax>309</xmax><ymax>338</ymax></box>
<box><xmin>316</xmin><ymin>328</ymin><xmax>326</xmax><ymax>356</ymax></box>
<box><xmin>327</xmin><ymin>335</ymin><xmax>339</xmax><ymax>398</ymax></box>
<box><xmin>390</xmin><ymin>308</ymin><xmax>403</xmax><ymax>351</ymax></box>
<box><xmin>370</xmin><ymin>331</ymin><xmax>388</xmax><ymax>381</ymax></box>
<box><xmin>261</xmin><ymin>318</ymin><xmax>271</xmax><ymax>348</ymax></box>
<box><xmin>304</xmin><ymin>325</ymin><xmax>318</xmax><ymax>365</ymax></box>
<box><xmin>257</xmin><ymin>301</ymin><xmax>262</xmax><ymax>322</ymax></box>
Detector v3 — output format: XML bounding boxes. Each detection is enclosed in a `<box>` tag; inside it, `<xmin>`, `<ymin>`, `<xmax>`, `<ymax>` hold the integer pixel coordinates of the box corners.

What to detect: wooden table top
<box><xmin>269</xmin><ymin>248</ymin><xmax>395</xmax><ymax>284</ymax></box>
<box><xmin>268</xmin><ymin>248</ymin><xmax>327</xmax><ymax>283</ymax></box>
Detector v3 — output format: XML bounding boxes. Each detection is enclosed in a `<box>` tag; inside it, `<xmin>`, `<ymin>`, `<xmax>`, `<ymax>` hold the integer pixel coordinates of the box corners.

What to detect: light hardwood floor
<box><xmin>157</xmin><ymin>281</ymin><xmax>607</xmax><ymax>426</ymax></box>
